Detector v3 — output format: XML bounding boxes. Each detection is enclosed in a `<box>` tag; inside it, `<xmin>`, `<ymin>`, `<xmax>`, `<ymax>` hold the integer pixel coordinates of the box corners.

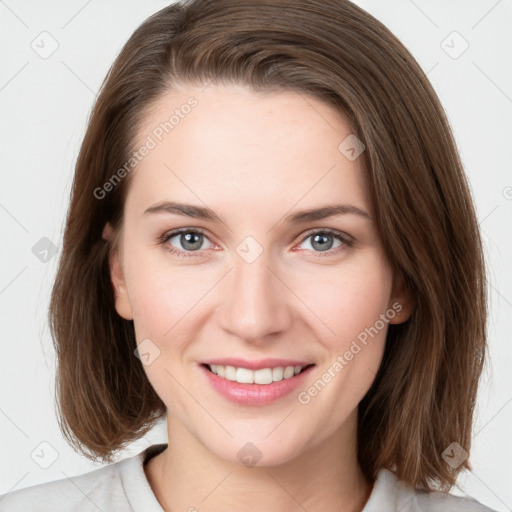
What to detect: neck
<box><xmin>145</xmin><ymin>412</ymin><xmax>373</xmax><ymax>512</ymax></box>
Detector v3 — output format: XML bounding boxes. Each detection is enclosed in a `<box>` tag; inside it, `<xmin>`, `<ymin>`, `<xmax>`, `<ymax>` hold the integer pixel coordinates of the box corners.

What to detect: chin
<box><xmin>196</xmin><ymin>423</ymin><xmax>316</xmax><ymax>469</ymax></box>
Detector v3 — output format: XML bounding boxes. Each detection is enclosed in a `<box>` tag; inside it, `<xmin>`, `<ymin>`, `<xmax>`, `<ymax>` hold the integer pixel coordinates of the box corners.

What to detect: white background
<box><xmin>0</xmin><ymin>1</ymin><xmax>511</xmax><ymax>510</ymax></box>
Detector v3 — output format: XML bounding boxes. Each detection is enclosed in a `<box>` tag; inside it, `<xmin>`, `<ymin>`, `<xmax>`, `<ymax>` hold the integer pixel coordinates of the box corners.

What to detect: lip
<box><xmin>201</xmin><ymin>357</ymin><xmax>314</xmax><ymax>371</ymax></box>
<box><xmin>200</xmin><ymin>362</ymin><xmax>315</xmax><ymax>406</ymax></box>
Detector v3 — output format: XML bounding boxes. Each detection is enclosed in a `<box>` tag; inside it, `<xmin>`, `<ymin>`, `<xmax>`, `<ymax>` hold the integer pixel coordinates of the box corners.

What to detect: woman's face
<box><xmin>107</xmin><ymin>83</ymin><xmax>412</xmax><ymax>466</ymax></box>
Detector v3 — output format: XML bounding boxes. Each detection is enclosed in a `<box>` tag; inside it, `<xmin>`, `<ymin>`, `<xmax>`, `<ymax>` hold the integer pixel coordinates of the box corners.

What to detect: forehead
<box><xmin>125</xmin><ymin>84</ymin><xmax>371</xmax><ymax>221</ymax></box>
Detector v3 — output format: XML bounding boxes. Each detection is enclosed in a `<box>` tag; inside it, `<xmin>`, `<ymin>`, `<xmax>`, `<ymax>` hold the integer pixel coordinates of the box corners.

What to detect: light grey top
<box><xmin>0</xmin><ymin>443</ymin><xmax>498</xmax><ymax>511</ymax></box>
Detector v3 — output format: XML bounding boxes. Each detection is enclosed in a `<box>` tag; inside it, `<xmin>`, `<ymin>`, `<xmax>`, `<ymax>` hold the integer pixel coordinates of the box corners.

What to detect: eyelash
<box><xmin>157</xmin><ymin>227</ymin><xmax>353</xmax><ymax>259</ymax></box>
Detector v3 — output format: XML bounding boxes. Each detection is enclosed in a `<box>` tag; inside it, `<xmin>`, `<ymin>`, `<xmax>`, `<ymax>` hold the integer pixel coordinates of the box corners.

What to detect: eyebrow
<box><xmin>142</xmin><ymin>201</ymin><xmax>372</xmax><ymax>224</ymax></box>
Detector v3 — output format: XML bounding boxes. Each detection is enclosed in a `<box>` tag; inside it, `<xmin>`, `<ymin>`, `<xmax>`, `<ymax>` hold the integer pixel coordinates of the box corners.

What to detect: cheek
<box><xmin>294</xmin><ymin>263</ymin><xmax>393</xmax><ymax>429</ymax></box>
<box><xmin>129</xmin><ymin>280</ymin><xmax>175</xmax><ymax>339</ymax></box>
<box><xmin>124</xmin><ymin>249</ymin><xmax>206</xmax><ymax>338</ymax></box>
<box><xmin>325</xmin><ymin>261</ymin><xmax>393</xmax><ymax>392</ymax></box>
<box><xmin>293</xmin><ymin>254</ymin><xmax>393</xmax><ymax>345</ymax></box>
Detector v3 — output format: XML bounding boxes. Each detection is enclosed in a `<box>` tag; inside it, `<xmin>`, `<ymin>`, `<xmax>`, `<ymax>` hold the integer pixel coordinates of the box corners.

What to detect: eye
<box><xmin>158</xmin><ymin>228</ymin><xmax>216</xmax><ymax>258</ymax></box>
<box><xmin>296</xmin><ymin>229</ymin><xmax>353</xmax><ymax>256</ymax></box>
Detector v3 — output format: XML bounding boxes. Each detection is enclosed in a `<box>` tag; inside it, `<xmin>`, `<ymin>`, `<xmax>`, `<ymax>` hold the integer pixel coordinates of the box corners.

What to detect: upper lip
<box><xmin>201</xmin><ymin>358</ymin><xmax>315</xmax><ymax>371</ymax></box>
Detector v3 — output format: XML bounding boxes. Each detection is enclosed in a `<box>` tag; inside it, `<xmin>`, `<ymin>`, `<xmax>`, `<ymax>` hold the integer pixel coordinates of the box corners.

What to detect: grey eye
<box><xmin>169</xmin><ymin>231</ymin><xmax>209</xmax><ymax>251</ymax></box>
<box><xmin>300</xmin><ymin>232</ymin><xmax>343</xmax><ymax>252</ymax></box>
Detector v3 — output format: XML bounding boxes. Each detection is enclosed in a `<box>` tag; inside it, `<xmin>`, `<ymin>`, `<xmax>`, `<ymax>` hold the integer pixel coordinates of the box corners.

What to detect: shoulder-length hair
<box><xmin>49</xmin><ymin>0</ymin><xmax>487</xmax><ymax>491</ymax></box>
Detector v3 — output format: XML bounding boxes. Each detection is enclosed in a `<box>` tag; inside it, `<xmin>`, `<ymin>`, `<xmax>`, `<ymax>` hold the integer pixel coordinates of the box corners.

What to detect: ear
<box><xmin>102</xmin><ymin>222</ymin><xmax>133</xmax><ymax>321</ymax></box>
<box><xmin>387</xmin><ymin>270</ymin><xmax>415</xmax><ymax>325</ymax></box>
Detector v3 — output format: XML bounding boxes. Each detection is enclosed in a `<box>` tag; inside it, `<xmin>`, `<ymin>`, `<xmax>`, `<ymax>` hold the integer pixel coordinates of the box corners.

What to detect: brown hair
<box><xmin>49</xmin><ymin>0</ymin><xmax>487</xmax><ymax>491</ymax></box>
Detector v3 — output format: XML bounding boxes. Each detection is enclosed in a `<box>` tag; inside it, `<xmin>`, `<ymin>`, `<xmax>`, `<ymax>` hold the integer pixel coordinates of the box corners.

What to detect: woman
<box><xmin>0</xmin><ymin>0</ymin><xmax>497</xmax><ymax>510</ymax></box>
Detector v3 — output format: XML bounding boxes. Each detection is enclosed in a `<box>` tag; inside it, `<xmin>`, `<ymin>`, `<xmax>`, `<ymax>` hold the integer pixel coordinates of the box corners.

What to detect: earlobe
<box><xmin>388</xmin><ymin>271</ymin><xmax>415</xmax><ymax>324</ymax></box>
<box><xmin>109</xmin><ymin>249</ymin><xmax>134</xmax><ymax>321</ymax></box>
<box><xmin>102</xmin><ymin>222</ymin><xmax>113</xmax><ymax>241</ymax></box>
<box><xmin>104</xmin><ymin>222</ymin><xmax>133</xmax><ymax>321</ymax></box>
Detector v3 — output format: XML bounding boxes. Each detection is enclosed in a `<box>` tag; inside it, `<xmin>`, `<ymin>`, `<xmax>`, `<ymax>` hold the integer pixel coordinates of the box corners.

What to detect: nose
<box><xmin>217</xmin><ymin>250</ymin><xmax>293</xmax><ymax>343</ymax></box>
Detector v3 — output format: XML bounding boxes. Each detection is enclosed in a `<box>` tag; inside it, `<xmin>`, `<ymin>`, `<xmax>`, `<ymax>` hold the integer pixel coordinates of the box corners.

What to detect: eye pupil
<box><xmin>311</xmin><ymin>233</ymin><xmax>333</xmax><ymax>251</ymax></box>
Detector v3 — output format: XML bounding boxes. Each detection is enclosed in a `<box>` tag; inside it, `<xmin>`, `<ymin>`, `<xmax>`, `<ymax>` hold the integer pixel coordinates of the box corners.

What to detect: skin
<box><xmin>103</xmin><ymin>83</ymin><xmax>414</xmax><ymax>512</ymax></box>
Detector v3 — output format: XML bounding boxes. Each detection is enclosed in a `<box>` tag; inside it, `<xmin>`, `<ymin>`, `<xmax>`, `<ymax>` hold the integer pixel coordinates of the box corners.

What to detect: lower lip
<box><xmin>200</xmin><ymin>364</ymin><xmax>314</xmax><ymax>406</ymax></box>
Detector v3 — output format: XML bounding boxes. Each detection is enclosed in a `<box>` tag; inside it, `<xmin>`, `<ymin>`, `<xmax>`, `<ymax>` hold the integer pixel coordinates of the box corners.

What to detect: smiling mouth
<box><xmin>203</xmin><ymin>363</ymin><xmax>315</xmax><ymax>385</ymax></box>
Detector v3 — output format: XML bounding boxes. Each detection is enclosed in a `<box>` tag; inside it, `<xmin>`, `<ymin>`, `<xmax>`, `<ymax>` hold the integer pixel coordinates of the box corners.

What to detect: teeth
<box><xmin>236</xmin><ymin>367</ymin><xmax>254</xmax><ymax>384</ymax></box>
<box><xmin>272</xmin><ymin>367</ymin><xmax>284</xmax><ymax>381</ymax></box>
<box><xmin>208</xmin><ymin>364</ymin><xmax>307</xmax><ymax>385</ymax></box>
<box><xmin>283</xmin><ymin>366</ymin><xmax>294</xmax><ymax>379</ymax></box>
<box><xmin>225</xmin><ymin>365</ymin><xmax>237</xmax><ymax>381</ymax></box>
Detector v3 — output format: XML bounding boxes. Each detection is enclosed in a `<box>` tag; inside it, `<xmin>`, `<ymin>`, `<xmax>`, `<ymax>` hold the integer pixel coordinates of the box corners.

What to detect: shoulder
<box><xmin>0</xmin><ymin>463</ymin><xmax>117</xmax><ymax>512</ymax></box>
<box><xmin>0</xmin><ymin>443</ymin><xmax>167</xmax><ymax>512</ymax></box>
<box><xmin>0</xmin><ymin>460</ymin><xmax>124</xmax><ymax>512</ymax></box>
<box><xmin>364</xmin><ymin>468</ymin><xmax>499</xmax><ymax>512</ymax></box>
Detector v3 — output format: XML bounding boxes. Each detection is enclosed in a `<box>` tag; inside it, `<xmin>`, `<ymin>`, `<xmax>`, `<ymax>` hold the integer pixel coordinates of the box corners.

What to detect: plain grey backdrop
<box><xmin>0</xmin><ymin>1</ymin><xmax>511</xmax><ymax>510</ymax></box>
